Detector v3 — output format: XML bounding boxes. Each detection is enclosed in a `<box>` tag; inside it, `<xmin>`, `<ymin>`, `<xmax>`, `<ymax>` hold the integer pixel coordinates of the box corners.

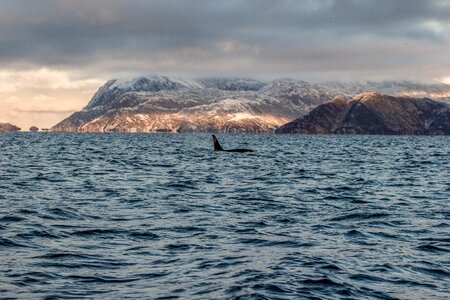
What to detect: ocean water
<box><xmin>0</xmin><ymin>133</ymin><xmax>449</xmax><ymax>300</ymax></box>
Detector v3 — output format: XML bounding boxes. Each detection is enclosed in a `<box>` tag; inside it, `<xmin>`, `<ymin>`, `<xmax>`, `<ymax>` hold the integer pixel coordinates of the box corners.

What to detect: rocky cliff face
<box><xmin>276</xmin><ymin>92</ymin><xmax>450</xmax><ymax>135</ymax></box>
<box><xmin>0</xmin><ymin>123</ymin><xmax>21</xmax><ymax>132</ymax></box>
<box><xmin>52</xmin><ymin>75</ymin><xmax>450</xmax><ymax>133</ymax></box>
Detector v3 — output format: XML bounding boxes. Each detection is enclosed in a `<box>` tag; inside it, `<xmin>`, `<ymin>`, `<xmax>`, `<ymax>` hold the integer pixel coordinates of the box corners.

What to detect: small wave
<box><xmin>31</xmin><ymin>172</ymin><xmax>66</xmax><ymax>183</ymax></box>
<box><xmin>34</xmin><ymin>252</ymin><xmax>101</xmax><ymax>260</ymax></box>
<box><xmin>416</xmin><ymin>243</ymin><xmax>449</xmax><ymax>253</ymax></box>
<box><xmin>171</xmin><ymin>226</ymin><xmax>207</xmax><ymax>233</ymax></box>
<box><xmin>413</xmin><ymin>266</ymin><xmax>450</xmax><ymax>278</ymax></box>
<box><xmin>129</xmin><ymin>231</ymin><xmax>160</xmax><ymax>240</ymax></box>
<box><xmin>274</xmin><ymin>217</ymin><xmax>297</xmax><ymax>224</ymax></box>
<box><xmin>0</xmin><ymin>215</ymin><xmax>26</xmax><ymax>223</ymax></box>
<box><xmin>432</xmin><ymin>222</ymin><xmax>450</xmax><ymax>228</ymax></box>
<box><xmin>388</xmin><ymin>278</ymin><xmax>436</xmax><ymax>288</ymax></box>
<box><xmin>236</xmin><ymin>237</ymin><xmax>267</xmax><ymax>245</ymax></box>
<box><xmin>419</xmin><ymin>237</ymin><xmax>450</xmax><ymax>243</ymax></box>
<box><xmin>368</xmin><ymin>263</ymin><xmax>395</xmax><ymax>273</ymax></box>
<box><xmin>8</xmin><ymin>271</ymin><xmax>58</xmax><ymax>283</ymax></box>
<box><xmin>349</xmin><ymin>273</ymin><xmax>384</xmax><ymax>282</ymax></box>
<box><xmin>328</xmin><ymin>212</ymin><xmax>390</xmax><ymax>222</ymax></box>
<box><xmin>234</xmin><ymin>227</ymin><xmax>259</xmax><ymax>234</ymax></box>
<box><xmin>164</xmin><ymin>181</ymin><xmax>198</xmax><ymax>190</ymax></box>
<box><xmin>197</xmin><ymin>259</ymin><xmax>248</xmax><ymax>270</ymax></box>
<box><xmin>164</xmin><ymin>243</ymin><xmax>192</xmax><ymax>251</ymax></box>
<box><xmin>172</xmin><ymin>207</ymin><xmax>193</xmax><ymax>213</ymax></box>
<box><xmin>345</xmin><ymin>229</ymin><xmax>368</xmax><ymax>238</ymax></box>
<box><xmin>0</xmin><ymin>237</ymin><xmax>32</xmax><ymax>248</ymax></box>
<box><xmin>253</xmin><ymin>283</ymin><xmax>290</xmax><ymax>294</ymax></box>
<box><xmin>66</xmin><ymin>274</ymin><xmax>140</xmax><ymax>284</ymax></box>
<box><xmin>301</xmin><ymin>276</ymin><xmax>343</xmax><ymax>287</ymax></box>
<box><xmin>15</xmin><ymin>229</ymin><xmax>62</xmax><ymax>239</ymax></box>
<box><xmin>43</xmin><ymin>207</ymin><xmax>94</xmax><ymax>221</ymax></box>
<box><xmin>319</xmin><ymin>263</ymin><xmax>342</xmax><ymax>271</ymax></box>
<box><xmin>151</xmin><ymin>258</ymin><xmax>181</xmax><ymax>266</ymax></box>
<box><xmin>71</xmin><ymin>228</ymin><xmax>122</xmax><ymax>237</ymax></box>
<box><xmin>16</xmin><ymin>209</ymin><xmax>38</xmax><ymax>215</ymax></box>
<box><xmin>370</xmin><ymin>231</ymin><xmax>401</xmax><ymax>240</ymax></box>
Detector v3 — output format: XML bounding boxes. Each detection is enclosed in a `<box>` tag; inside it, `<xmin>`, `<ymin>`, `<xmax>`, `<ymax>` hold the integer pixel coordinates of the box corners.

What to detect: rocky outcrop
<box><xmin>29</xmin><ymin>126</ymin><xmax>39</xmax><ymax>132</ymax></box>
<box><xmin>276</xmin><ymin>92</ymin><xmax>450</xmax><ymax>135</ymax></box>
<box><xmin>52</xmin><ymin>75</ymin><xmax>450</xmax><ymax>133</ymax></box>
<box><xmin>0</xmin><ymin>123</ymin><xmax>21</xmax><ymax>132</ymax></box>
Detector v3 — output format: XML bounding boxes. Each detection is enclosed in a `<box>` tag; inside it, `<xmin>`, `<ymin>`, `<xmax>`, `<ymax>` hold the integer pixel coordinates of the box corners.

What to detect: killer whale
<box><xmin>212</xmin><ymin>135</ymin><xmax>255</xmax><ymax>153</ymax></box>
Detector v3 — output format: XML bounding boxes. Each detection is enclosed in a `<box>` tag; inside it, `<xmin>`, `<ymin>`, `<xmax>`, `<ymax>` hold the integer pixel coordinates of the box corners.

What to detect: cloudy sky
<box><xmin>1</xmin><ymin>0</ymin><xmax>450</xmax><ymax>129</ymax></box>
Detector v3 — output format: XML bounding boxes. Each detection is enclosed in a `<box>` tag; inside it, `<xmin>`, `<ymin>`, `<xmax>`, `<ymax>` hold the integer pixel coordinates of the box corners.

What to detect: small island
<box><xmin>0</xmin><ymin>122</ymin><xmax>21</xmax><ymax>132</ymax></box>
<box><xmin>29</xmin><ymin>126</ymin><xmax>39</xmax><ymax>132</ymax></box>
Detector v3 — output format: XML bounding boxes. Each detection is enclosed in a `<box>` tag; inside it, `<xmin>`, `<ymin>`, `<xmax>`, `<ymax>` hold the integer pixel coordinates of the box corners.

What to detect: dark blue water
<box><xmin>0</xmin><ymin>133</ymin><xmax>449</xmax><ymax>299</ymax></box>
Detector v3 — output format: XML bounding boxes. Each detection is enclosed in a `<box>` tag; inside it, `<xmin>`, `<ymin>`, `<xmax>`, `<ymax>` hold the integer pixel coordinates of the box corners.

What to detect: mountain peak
<box><xmin>330</xmin><ymin>95</ymin><xmax>349</xmax><ymax>104</ymax></box>
<box><xmin>353</xmin><ymin>91</ymin><xmax>384</xmax><ymax>102</ymax></box>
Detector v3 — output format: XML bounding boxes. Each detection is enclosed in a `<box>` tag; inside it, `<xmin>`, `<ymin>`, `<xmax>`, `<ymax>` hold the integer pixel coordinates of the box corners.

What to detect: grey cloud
<box><xmin>0</xmin><ymin>0</ymin><xmax>449</xmax><ymax>81</ymax></box>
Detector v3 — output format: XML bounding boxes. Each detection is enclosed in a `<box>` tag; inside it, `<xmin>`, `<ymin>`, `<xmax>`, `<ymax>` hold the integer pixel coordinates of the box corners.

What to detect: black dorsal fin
<box><xmin>212</xmin><ymin>135</ymin><xmax>224</xmax><ymax>151</ymax></box>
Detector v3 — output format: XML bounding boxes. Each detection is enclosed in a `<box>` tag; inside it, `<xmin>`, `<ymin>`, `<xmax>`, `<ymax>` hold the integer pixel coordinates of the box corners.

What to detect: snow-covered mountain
<box><xmin>324</xmin><ymin>80</ymin><xmax>450</xmax><ymax>101</ymax></box>
<box><xmin>52</xmin><ymin>76</ymin><xmax>337</xmax><ymax>132</ymax></box>
<box><xmin>52</xmin><ymin>75</ymin><xmax>450</xmax><ymax>133</ymax></box>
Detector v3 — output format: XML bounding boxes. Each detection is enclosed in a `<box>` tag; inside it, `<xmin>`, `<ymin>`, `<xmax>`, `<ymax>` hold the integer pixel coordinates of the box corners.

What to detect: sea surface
<box><xmin>0</xmin><ymin>133</ymin><xmax>449</xmax><ymax>300</ymax></box>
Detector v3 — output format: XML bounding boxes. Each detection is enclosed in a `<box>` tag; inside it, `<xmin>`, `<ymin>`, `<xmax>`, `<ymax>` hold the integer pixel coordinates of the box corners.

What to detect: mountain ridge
<box><xmin>52</xmin><ymin>75</ymin><xmax>450</xmax><ymax>133</ymax></box>
<box><xmin>276</xmin><ymin>92</ymin><xmax>450</xmax><ymax>135</ymax></box>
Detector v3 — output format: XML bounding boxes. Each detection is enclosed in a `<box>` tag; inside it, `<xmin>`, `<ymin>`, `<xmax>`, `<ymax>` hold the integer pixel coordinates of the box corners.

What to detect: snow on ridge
<box><xmin>97</xmin><ymin>76</ymin><xmax>450</xmax><ymax>97</ymax></box>
<box><xmin>324</xmin><ymin>80</ymin><xmax>450</xmax><ymax>99</ymax></box>
<box><xmin>197</xmin><ymin>77</ymin><xmax>267</xmax><ymax>91</ymax></box>
<box><xmin>103</xmin><ymin>75</ymin><xmax>202</xmax><ymax>91</ymax></box>
<box><xmin>83</xmin><ymin>75</ymin><xmax>450</xmax><ymax>114</ymax></box>
<box><xmin>228</xmin><ymin>113</ymin><xmax>259</xmax><ymax>121</ymax></box>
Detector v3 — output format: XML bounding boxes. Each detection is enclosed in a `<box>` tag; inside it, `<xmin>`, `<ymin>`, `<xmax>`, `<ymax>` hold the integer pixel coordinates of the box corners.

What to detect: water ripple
<box><xmin>0</xmin><ymin>133</ymin><xmax>449</xmax><ymax>299</ymax></box>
